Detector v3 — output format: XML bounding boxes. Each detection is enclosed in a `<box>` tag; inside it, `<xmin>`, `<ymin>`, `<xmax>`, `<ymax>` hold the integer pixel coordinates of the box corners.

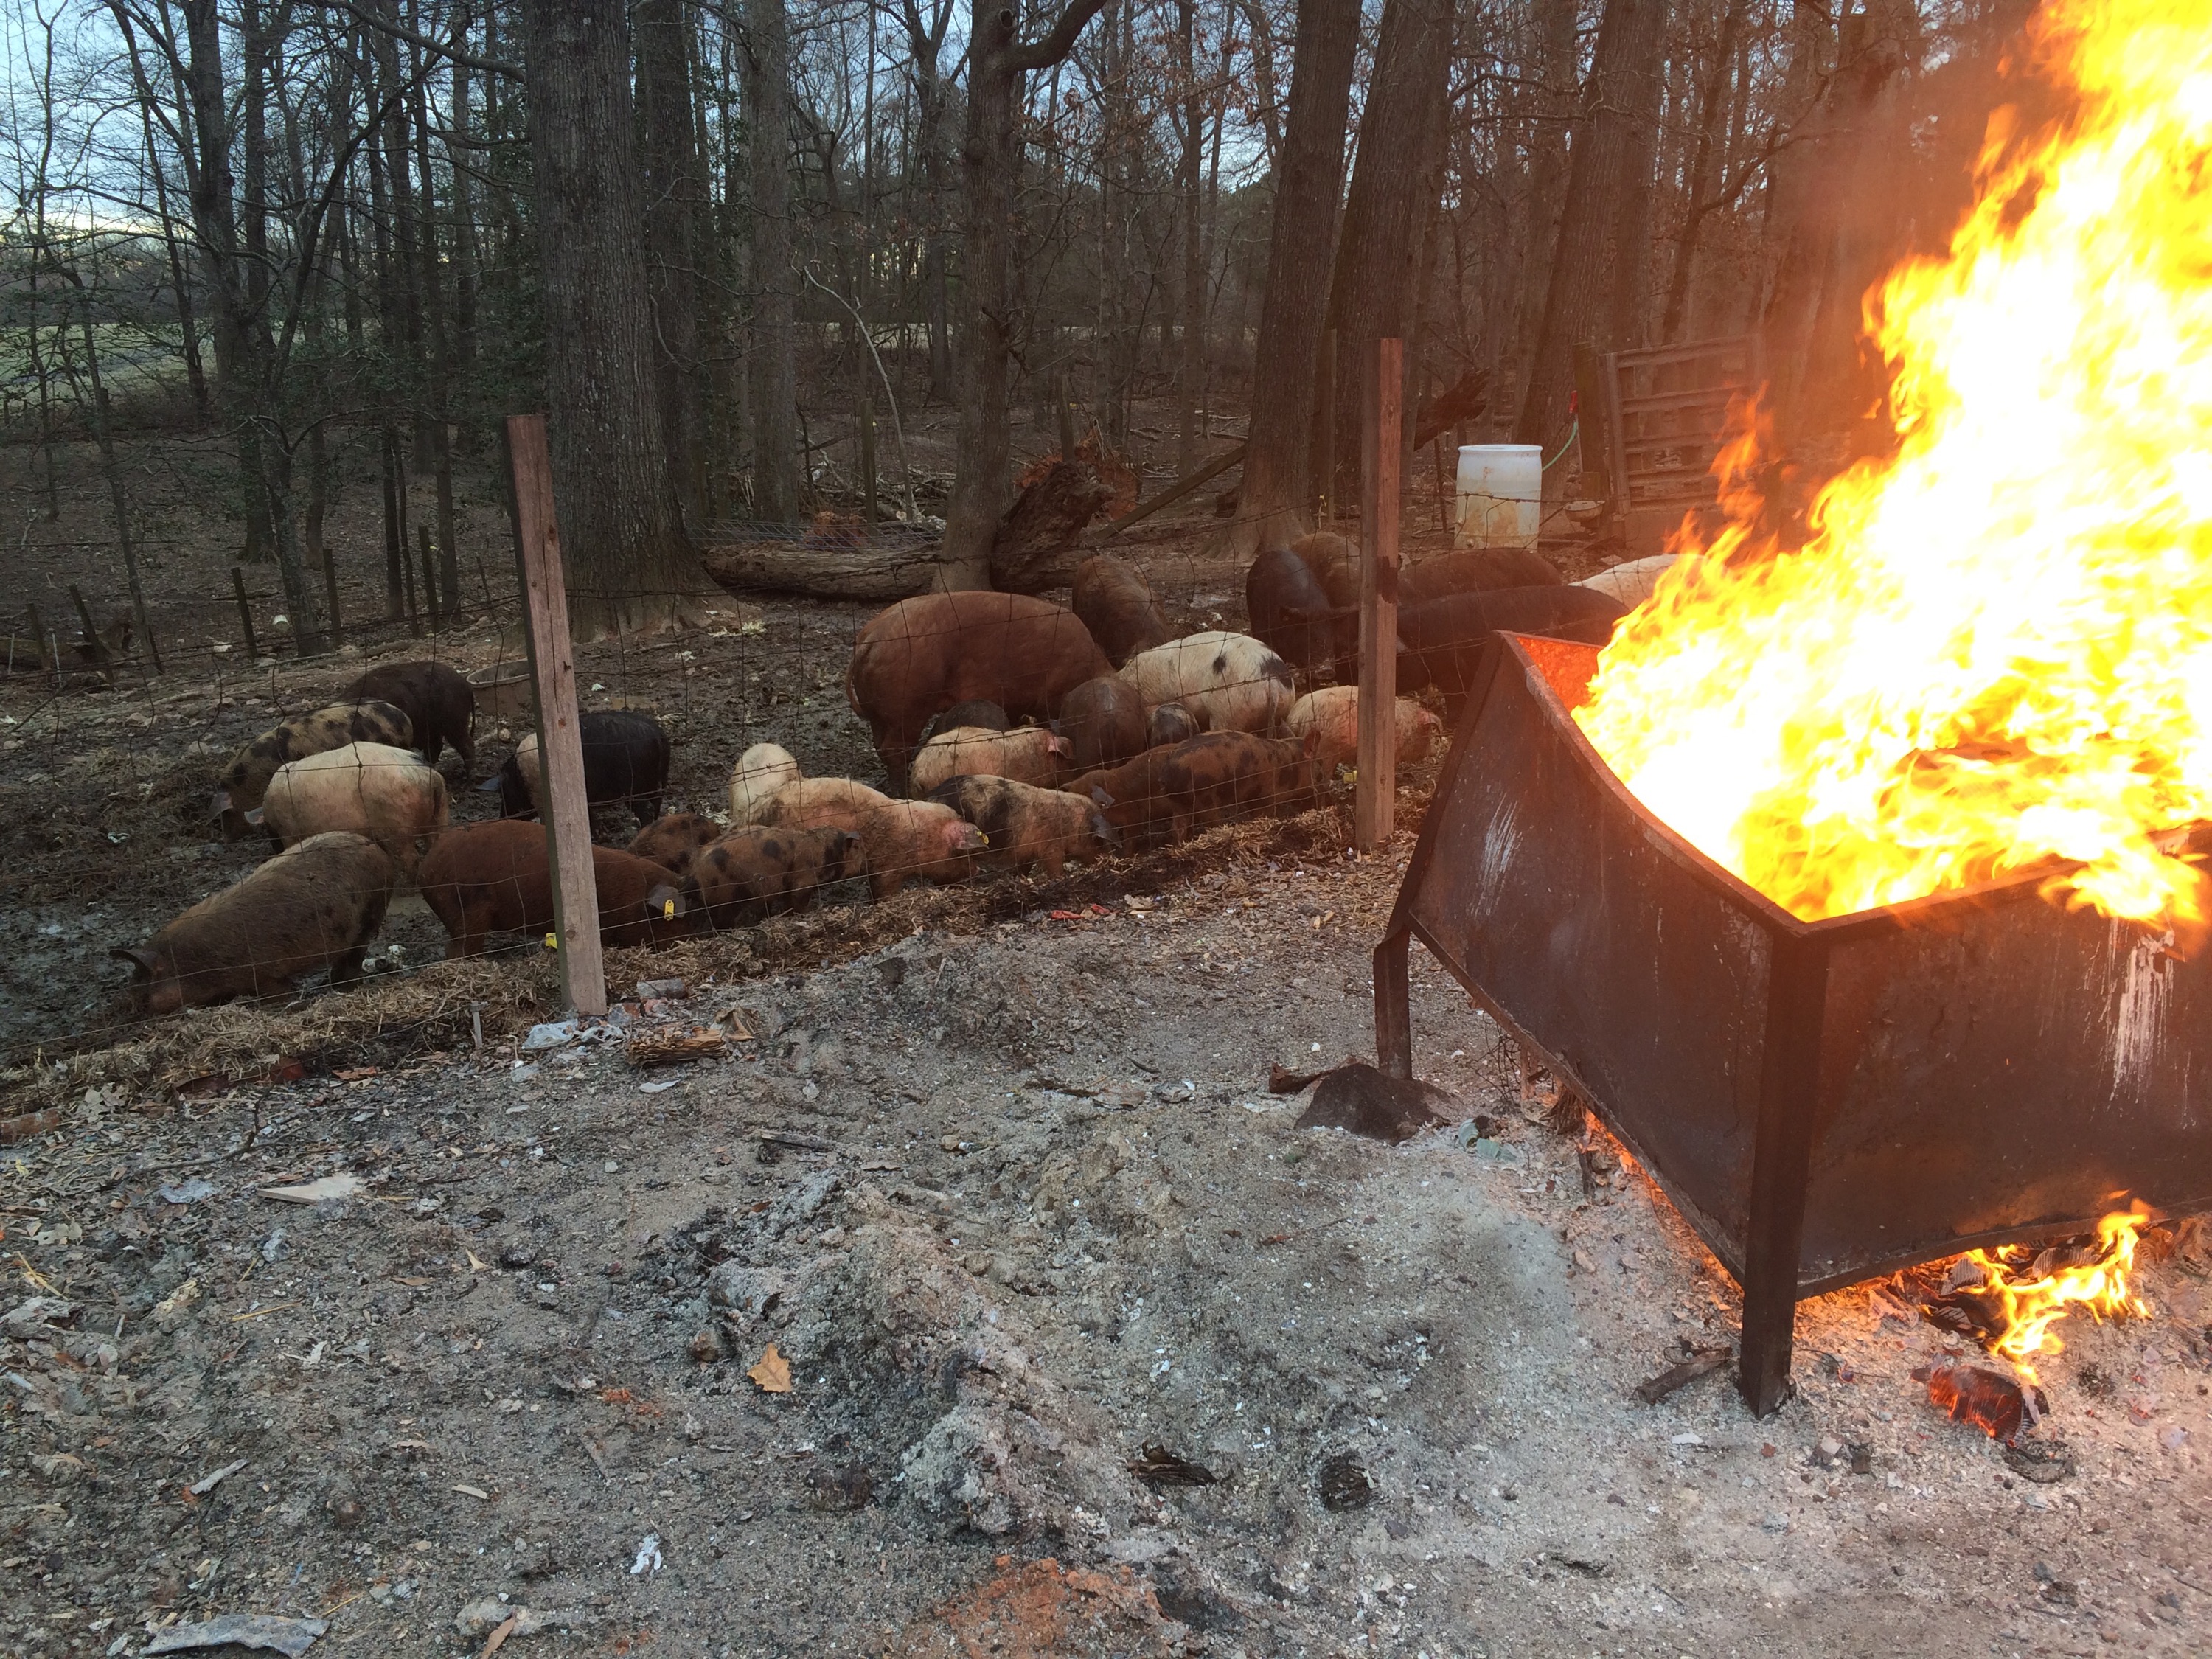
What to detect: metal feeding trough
<box><xmin>1373</xmin><ymin>634</ymin><xmax>2212</xmax><ymax>1415</ymax></box>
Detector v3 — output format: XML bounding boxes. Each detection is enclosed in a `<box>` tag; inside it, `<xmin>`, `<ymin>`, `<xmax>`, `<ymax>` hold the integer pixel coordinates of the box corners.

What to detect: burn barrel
<box><xmin>1374</xmin><ymin>633</ymin><xmax>2212</xmax><ymax>1415</ymax></box>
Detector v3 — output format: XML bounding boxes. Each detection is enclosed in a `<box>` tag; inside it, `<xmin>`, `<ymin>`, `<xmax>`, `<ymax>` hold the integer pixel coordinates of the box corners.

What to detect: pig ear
<box><xmin>1048</xmin><ymin>733</ymin><xmax>1071</xmax><ymax>757</ymax></box>
<box><xmin>475</xmin><ymin>774</ymin><xmax>503</xmax><ymax>793</ymax></box>
<box><xmin>1089</xmin><ymin>785</ymin><xmax>1115</xmax><ymax>809</ymax></box>
<box><xmin>110</xmin><ymin>945</ymin><xmax>157</xmax><ymax>976</ymax></box>
<box><xmin>243</xmin><ymin>807</ymin><xmax>265</xmax><ymax>827</ymax></box>
<box><xmin>645</xmin><ymin>883</ymin><xmax>684</xmax><ymax>919</ymax></box>
<box><xmin>210</xmin><ymin>789</ymin><xmax>231</xmax><ymax>817</ymax></box>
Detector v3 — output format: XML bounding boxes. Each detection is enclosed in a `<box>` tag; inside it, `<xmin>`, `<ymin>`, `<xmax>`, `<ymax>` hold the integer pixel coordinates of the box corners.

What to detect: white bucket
<box><xmin>1455</xmin><ymin>444</ymin><xmax>1543</xmax><ymax>551</ymax></box>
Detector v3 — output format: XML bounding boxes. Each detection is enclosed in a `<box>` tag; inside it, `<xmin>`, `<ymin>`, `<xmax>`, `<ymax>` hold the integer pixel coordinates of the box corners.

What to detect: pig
<box><xmin>626</xmin><ymin>813</ymin><xmax>726</xmax><ymax>878</ymax></box>
<box><xmin>212</xmin><ymin>700</ymin><xmax>413</xmax><ymax>838</ymax></box>
<box><xmin>1067</xmin><ymin>731</ymin><xmax>1316</xmax><ymax>849</ymax></box>
<box><xmin>1290</xmin><ymin>531</ymin><xmax>1360</xmax><ymax>609</ymax></box>
<box><xmin>491</xmin><ymin>709</ymin><xmax>672</xmax><ymax>825</ymax></box>
<box><xmin>257</xmin><ymin>742</ymin><xmax>448</xmax><ymax>874</ymax></box>
<box><xmin>113</xmin><ymin>832</ymin><xmax>394</xmax><ymax>1015</ymax></box>
<box><xmin>1245</xmin><ymin>546</ymin><xmax>1357</xmax><ymax>681</ymax></box>
<box><xmin>417</xmin><ymin>819</ymin><xmax>700</xmax><ymax>958</ymax></box>
<box><xmin>907</xmin><ymin>723</ymin><xmax>1072</xmax><ymax>797</ymax></box>
<box><xmin>1117</xmin><ymin>631</ymin><xmax>1295</xmax><ymax>736</ymax></box>
<box><xmin>919</xmin><ymin>700</ymin><xmax>1012</xmax><ymax>746</ymax></box>
<box><xmin>1056</xmin><ymin>674</ymin><xmax>1149</xmax><ymax>773</ymax></box>
<box><xmin>1071</xmin><ymin>554</ymin><xmax>1172</xmax><ymax>667</ymax></box>
<box><xmin>728</xmin><ymin>742</ymin><xmax>802</xmax><ymax>824</ymax></box>
<box><xmin>1396</xmin><ymin>587</ymin><xmax>1629</xmax><ymax>717</ymax></box>
<box><xmin>754</xmin><ymin>776</ymin><xmax>989</xmax><ymax>899</ymax></box>
<box><xmin>686</xmin><ymin>826</ymin><xmax>862</xmax><ymax>930</ymax></box>
<box><xmin>341</xmin><ymin>660</ymin><xmax>476</xmax><ymax>770</ymax></box>
<box><xmin>1578</xmin><ymin>552</ymin><xmax>1696</xmax><ymax>607</ymax></box>
<box><xmin>844</xmin><ymin>591</ymin><xmax>1110</xmax><ymax>790</ymax></box>
<box><xmin>1147</xmin><ymin>701</ymin><xmax>1201</xmax><ymax>746</ymax></box>
<box><xmin>1286</xmin><ymin>686</ymin><xmax>1445</xmax><ymax>772</ymax></box>
<box><xmin>1399</xmin><ymin>544</ymin><xmax>1565</xmax><ymax>608</ymax></box>
<box><xmin>927</xmin><ymin>775</ymin><xmax>1121</xmax><ymax>877</ymax></box>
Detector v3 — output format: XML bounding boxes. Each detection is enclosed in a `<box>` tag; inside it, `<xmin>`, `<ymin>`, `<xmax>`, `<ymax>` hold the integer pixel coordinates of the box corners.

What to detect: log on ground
<box><xmin>700</xmin><ymin>529</ymin><xmax>959</xmax><ymax>601</ymax></box>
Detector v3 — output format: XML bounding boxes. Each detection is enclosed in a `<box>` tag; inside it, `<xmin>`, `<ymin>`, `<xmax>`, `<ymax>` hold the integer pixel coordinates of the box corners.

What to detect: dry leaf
<box><xmin>480</xmin><ymin>1613</ymin><xmax>518</xmax><ymax>1659</ymax></box>
<box><xmin>259</xmin><ymin>1174</ymin><xmax>364</xmax><ymax>1205</ymax></box>
<box><xmin>452</xmin><ymin>1483</ymin><xmax>491</xmax><ymax>1500</ymax></box>
<box><xmin>747</xmin><ymin>1343</ymin><xmax>793</xmax><ymax>1394</ymax></box>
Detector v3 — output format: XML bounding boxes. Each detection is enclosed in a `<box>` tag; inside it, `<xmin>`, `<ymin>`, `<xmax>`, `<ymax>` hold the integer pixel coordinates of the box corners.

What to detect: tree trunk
<box><xmin>744</xmin><ymin>0</ymin><xmax>801</xmax><ymax>521</ymax></box>
<box><xmin>518</xmin><ymin>0</ymin><xmax>717</xmax><ymax>636</ymax></box>
<box><xmin>1175</xmin><ymin>0</ymin><xmax>1203</xmax><ymax>475</ymax></box>
<box><xmin>990</xmin><ymin>460</ymin><xmax>1115</xmax><ymax>593</ymax></box>
<box><xmin>1231</xmin><ymin>0</ymin><xmax>1360</xmax><ymax>555</ymax></box>
<box><xmin>1324</xmin><ymin>0</ymin><xmax>1454</xmax><ymax>510</ymax></box>
<box><xmin>1515</xmin><ymin>0</ymin><xmax>1670</xmax><ymax>451</ymax></box>
<box><xmin>939</xmin><ymin>0</ymin><xmax>1109</xmax><ymax>588</ymax></box>
<box><xmin>1510</xmin><ymin>0</ymin><xmax>1579</xmax><ymax>420</ymax></box>
<box><xmin>1661</xmin><ymin>0</ymin><xmax>1752</xmax><ymax>342</ymax></box>
<box><xmin>1607</xmin><ymin>0</ymin><xmax>1670</xmax><ymax>352</ymax></box>
<box><xmin>639</xmin><ymin>0</ymin><xmax>708</xmax><ymax>530</ymax></box>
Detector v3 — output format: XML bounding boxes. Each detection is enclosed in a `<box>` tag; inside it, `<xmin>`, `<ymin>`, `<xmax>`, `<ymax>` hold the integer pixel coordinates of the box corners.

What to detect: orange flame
<box><xmin>1960</xmin><ymin>1205</ymin><xmax>2152</xmax><ymax>1383</ymax></box>
<box><xmin>1575</xmin><ymin>0</ymin><xmax>2212</xmax><ymax>928</ymax></box>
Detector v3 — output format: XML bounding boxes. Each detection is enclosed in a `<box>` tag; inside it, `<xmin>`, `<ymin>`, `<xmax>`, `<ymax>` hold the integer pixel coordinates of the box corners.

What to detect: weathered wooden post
<box><xmin>319</xmin><ymin>542</ymin><xmax>345</xmax><ymax>649</ymax></box>
<box><xmin>1356</xmin><ymin>337</ymin><xmax>1403</xmax><ymax>853</ymax></box>
<box><xmin>1057</xmin><ymin>372</ymin><xmax>1079</xmax><ymax>459</ymax></box>
<box><xmin>506</xmin><ymin>413</ymin><xmax>608</xmax><ymax>1018</ymax></box>
<box><xmin>230</xmin><ymin>567</ymin><xmax>260</xmax><ymax>659</ymax></box>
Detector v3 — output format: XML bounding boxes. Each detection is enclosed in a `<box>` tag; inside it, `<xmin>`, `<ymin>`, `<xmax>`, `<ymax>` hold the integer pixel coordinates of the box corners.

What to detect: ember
<box><xmin>1913</xmin><ymin>1361</ymin><xmax>2047</xmax><ymax>1444</ymax></box>
<box><xmin>1575</xmin><ymin>0</ymin><xmax>2212</xmax><ymax>930</ymax></box>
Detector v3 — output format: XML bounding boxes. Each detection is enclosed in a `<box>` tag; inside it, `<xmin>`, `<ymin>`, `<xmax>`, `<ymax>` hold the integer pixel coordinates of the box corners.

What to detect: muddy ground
<box><xmin>6</xmin><ymin>858</ymin><xmax>2211</xmax><ymax>1659</ymax></box>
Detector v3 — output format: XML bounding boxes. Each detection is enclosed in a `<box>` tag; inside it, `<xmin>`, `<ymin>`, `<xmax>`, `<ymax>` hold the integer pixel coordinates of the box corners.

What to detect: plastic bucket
<box><xmin>1455</xmin><ymin>444</ymin><xmax>1543</xmax><ymax>551</ymax></box>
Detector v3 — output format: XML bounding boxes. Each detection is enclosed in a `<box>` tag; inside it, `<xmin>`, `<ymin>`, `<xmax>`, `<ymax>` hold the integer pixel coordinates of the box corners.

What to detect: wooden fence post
<box><xmin>230</xmin><ymin>567</ymin><xmax>259</xmax><ymax>659</ymax></box>
<box><xmin>506</xmin><ymin>413</ymin><xmax>609</xmax><ymax>1019</ymax></box>
<box><xmin>319</xmin><ymin>540</ymin><xmax>345</xmax><ymax>650</ymax></box>
<box><xmin>1356</xmin><ymin>337</ymin><xmax>1403</xmax><ymax>853</ymax></box>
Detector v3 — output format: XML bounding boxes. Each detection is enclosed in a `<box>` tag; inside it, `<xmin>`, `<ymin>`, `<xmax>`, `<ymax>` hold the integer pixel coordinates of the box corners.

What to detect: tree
<box><xmin>1322</xmin><ymin>0</ymin><xmax>1455</xmax><ymax>509</ymax></box>
<box><xmin>1516</xmin><ymin>0</ymin><xmax>1670</xmax><ymax>453</ymax></box>
<box><xmin>1231</xmin><ymin>0</ymin><xmax>1361</xmax><ymax>555</ymax></box>
<box><xmin>743</xmin><ymin>0</ymin><xmax>799</xmax><ymax>521</ymax></box>
<box><xmin>939</xmin><ymin>0</ymin><xmax>1110</xmax><ymax>589</ymax></box>
<box><xmin>638</xmin><ymin>0</ymin><xmax>710</xmax><ymax>528</ymax></box>
<box><xmin>518</xmin><ymin>0</ymin><xmax>717</xmax><ymax>636</ymax></box>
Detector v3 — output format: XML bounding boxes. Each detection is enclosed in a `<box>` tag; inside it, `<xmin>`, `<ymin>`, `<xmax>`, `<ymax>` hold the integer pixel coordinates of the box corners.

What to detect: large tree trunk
<box><xmin>1515</xmin><ymin>0</ymin><xmax>1670</xmax><ymax>451</ymax></box>
<box><xmin>518</xmin><ymin>0</ymin><xmax>717</xmax><ymax>637</ymax></box>
<box><xmin>1230</xmin><ymin>0</ymin><xmax>1361</xmax><ymax>557</ymax></box>
<box><xmin>639</xmin><ymin>0</ymin><xmax>709</xmax><ymax>530</ymax></box>
<box><xmin>744</xmin><ymin>0</ymin><xmax>800</xmax><ymax>521</ymax></box>
<box><xmin>1323</xmin><ymin>0</ymin><xmax>1455</xmax><ymax>508</ymax></box>
<box><xmin>1660</xmin><ymin>0</ymin><xmax>1752</xmax><ymax>342</ymax></box>
<box><xmin>1175</xmin><ymin>0</ymin><xmax>1203</xmax><ymax>475</ymax></box>
<box><xmin>939</xmin><ymin>0</ymin><xmax>1108</xmax><ymax>588</ymax></box>
<box><xmin>1510</xmin><ymin>0</ymin><xmax>1579</xmax><ymax>420</ymax></box>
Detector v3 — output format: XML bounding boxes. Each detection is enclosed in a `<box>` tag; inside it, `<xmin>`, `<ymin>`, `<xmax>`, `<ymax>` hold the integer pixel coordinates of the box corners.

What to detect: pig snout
<box><xmin>945</xmin><ymin>819</ymin><xmax>989</xmax><ymax>854</ymax></box>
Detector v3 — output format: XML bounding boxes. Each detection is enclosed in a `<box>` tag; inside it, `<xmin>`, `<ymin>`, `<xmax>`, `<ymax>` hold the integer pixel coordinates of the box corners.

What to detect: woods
<box><xmin>2</xmin><ymin>0</ymin><xmax>2042</xmax><ymax>643</ymax></box>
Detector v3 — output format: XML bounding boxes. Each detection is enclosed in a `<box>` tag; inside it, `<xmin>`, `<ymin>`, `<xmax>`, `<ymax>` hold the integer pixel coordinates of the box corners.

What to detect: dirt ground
<box><xmin>9</xmin><ymin>429</ymin><xmax>2208</xmax><ymax>1659</ymax></box>
<box><xmin>6</xmin><ymin>859</ymin><xmax>2210</xmax><ymax>1659</ymax></box>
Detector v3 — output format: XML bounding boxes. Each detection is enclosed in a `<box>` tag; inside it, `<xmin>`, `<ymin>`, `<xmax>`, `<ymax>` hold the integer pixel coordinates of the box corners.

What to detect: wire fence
<box><xmin>0</xmin><ymin>489</ymin><xmax>1612</xmax><ymax>1082</ymax></box>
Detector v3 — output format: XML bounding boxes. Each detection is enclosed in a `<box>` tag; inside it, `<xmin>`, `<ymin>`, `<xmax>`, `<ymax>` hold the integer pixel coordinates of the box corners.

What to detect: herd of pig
<box><xmin>110</xmin><ymin>538</ymin><xmax>1638</xmax><ymax>1019</ymax></box>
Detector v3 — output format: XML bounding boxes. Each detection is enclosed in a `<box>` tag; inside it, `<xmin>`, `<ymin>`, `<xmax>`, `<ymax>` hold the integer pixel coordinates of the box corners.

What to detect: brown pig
<box><xmin>257</xmin><ymin>742</ymin><xmax>449</xmax><ymax>874</ymax></box>
<box><xmin>1147</xmin><ymin>701</ymin><xmax>1201</xmax><ymax>747</ymax></box>
<box><xmin>213</xmin><ymin>700</ymin><xmax>413</xmax><ymax>838</ymax></box>
<box><xmin>844</xmin><ymin>592</ymin><xmax>1109</xmax><ymax>790</ymax></box>
<box><xmin>926</xmin><ymin>776</ymin><xmax>1121</xmax><ymax>877</ymax></box>
<box><xmin>1068</xmin><ymin>731</ymin><xmax>1317</xmax><ymax>849</ymax></box>
<box><xmin>1071</xmin><ymin>554</ymin><xmax>1171</xmax><ymax>667</ymax></box>
<box><xmin>906</xmin><ymin>723</ymin><xmax>1071</xmax><ymax>797</ymax></box>
<box><xmin>687</xmin><ymin>826</ymin><xmax>862</xmax><ymax>929</ymax></box>
<box><xmin>1290</xmin><ymin>532</ymin><xmax>1360</xmax><ymax>610</ymax></box>
<box><xmin>417</xmin><ymin>820</ymin><xmax>699</xmax><ymax>959</ymax></box>
<box><xmin>1286</xmin><ymin>686</ymin><xmax>1444</xmax><ymax>772</ymax></box>
<box><xmin>753</xmin><ymin>776</ymin><xmax>988</xmax><ymax>899</ymax></box>
<box><xmin>626</xmin><ymin>813</ymin><xmax>726</xmax><ymax>878</ymax></box>
<box><xmin>113</xmin><ymin>832</ymin><xmax>394</xmax><ymax>1015</ymax></box>
<box><xmin>342</xmin><ymin>659</ymin><xmax>476</xmax><ymax>769</ymax></box>
<box><xmin>1057</xmin><ymin>674</ymin><xmax>1149</xmax><ymax>773</ymax></box>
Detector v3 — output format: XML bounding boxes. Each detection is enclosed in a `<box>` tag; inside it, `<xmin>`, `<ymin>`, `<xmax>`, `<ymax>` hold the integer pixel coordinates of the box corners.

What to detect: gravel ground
<box><xmin>7</xmin><ymin>845</ymin><xmax>2210</xmax><ymax>1659</ymax></box>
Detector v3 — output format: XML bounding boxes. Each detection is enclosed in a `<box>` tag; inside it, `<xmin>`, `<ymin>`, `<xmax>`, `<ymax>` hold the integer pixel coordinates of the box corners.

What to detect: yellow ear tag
<box><xmin>664</xmin><ymin>900</ymin><xmax>676</xmax><ymax>918</ymax></box>
<box><xmin>544</xmin><ymin>933</ymin><xmax>559</xmax><ymax>950</ymax></box>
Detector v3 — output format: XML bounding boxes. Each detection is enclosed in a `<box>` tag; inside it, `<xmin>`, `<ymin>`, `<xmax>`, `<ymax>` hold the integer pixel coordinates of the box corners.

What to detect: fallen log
<box><xmin>699</xmin><ymin>530</ymin><xmax>957</xmax><ymax>602</ymax></box>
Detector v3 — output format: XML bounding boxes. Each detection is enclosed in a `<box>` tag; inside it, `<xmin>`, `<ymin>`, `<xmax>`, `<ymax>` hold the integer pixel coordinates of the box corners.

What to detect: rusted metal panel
<box><xmin>1377</xmin><ymin>633</ymin><xmax>2212</xmax><ymax>1415</ymax></box>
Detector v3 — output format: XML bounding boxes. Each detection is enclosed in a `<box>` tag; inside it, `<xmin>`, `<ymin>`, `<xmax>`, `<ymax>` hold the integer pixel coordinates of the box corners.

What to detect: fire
<box><xmin>1574</xmin><ymin>0</ymin><xmax>2212</xmax><ymax>928</ymax></box>
<box><xmin>1958</xmin><ymin>1205</ymin><xmax>2152</xmax><ymax>1382</ymax></box>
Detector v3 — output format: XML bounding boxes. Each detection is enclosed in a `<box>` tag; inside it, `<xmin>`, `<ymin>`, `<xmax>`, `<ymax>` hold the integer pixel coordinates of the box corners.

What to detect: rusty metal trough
<box><xmin>1373</xmin><ymin>634</ymin><xmax>2212</xmax><ymax>1415</ymax></box>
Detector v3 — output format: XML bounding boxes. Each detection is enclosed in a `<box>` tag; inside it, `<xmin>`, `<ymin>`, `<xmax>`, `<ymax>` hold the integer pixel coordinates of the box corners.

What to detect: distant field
<box><xmin>0</xmin><ymin>323</ymin><xmax>190</xmax><ymax>410</ymax></box>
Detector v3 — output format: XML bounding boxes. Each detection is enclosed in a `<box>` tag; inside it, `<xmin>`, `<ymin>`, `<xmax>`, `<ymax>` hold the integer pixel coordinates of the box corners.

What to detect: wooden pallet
<box><xmin>1592</xmin><ymin>335</ymin><xmax>1761</xmax><ymax>554</ymax></box>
